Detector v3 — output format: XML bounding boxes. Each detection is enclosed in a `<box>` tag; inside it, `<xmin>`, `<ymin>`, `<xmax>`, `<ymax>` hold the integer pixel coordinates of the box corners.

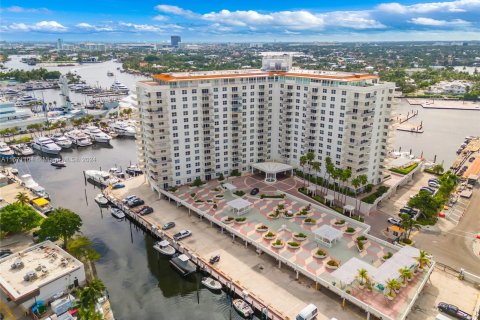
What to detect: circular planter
<box><xmin>407</xmin><ymin>277</ymin><xmax>413</xmax><ymax>282</ymax></box>
<box><xmin>295</xmin><ymin>214</ymin><xmax>309</xmax><ymax>219</ymax></box>
<box><xmin>271</xmin><ymin>242</ymin><xmax>285</xmax><ymax>249</ymax></box>
<box><xmin>287</xmin><ymin>243</ymin><xmax>301</xmax><ymax>249</ymax></box>
<box><xmin>268</xmin><ymin>214</ymin><xmax>280</xmax><ymax>220</ymax></box>
<box><xmin>215</xmin><ymin>194</ymin><xmax>224</xmax><ymax>199</ymax></box>
<box><xmin>359</xmin><ymin>283</ymin><xmax>366</xmax><ymax>289</ymax></box>
<box><xmin>333</xmin><ymin>222</ymin><xmax>346</xmax><ymax>228</ymax></box>
<box><xmin>293</xmin><ymin>235</ymin><xmax>307</xmax><ymax>242</ymax></box>
<box><xmin>304</xmin><ymin>220</ymin><xmax>317</xmax><ymax>225</ymax></box>
<box><xmin>325</xmin><ymin>263</ymin><xmax>339</xmax><ymax>270</ymax></box>
<box><xmin>283</xmin><ymin>214</ymin><xmax>294</xmax><ymax>220</ymax></box>
<box><xmin>256</xmin><ymin>226</ymin><xmax>269</xmax><ymax>233</ymax></box>
<box><xmin>344</xmin><ymin>229</ymin><xmax>357</xmax><ymax>235</ymax></box>
<box><xmin>401</xmin><ymin>282</ymin><xmax>407</xmax><ymax>288</ymax></box>
<box><xmin>222</xmin><ymin>217</ymin><xmax>234</xmax><ymax>224</ymax></box>
<box><xmin>263</xmin><ymin>234</ymin><xmax>276</xmax><ymax>240</ymax></box>
<box><xmin>314</xmin><ymin>253</ymin><xmax>327</xmax><ymax>259</ymax></box>
<box><xmin>386</xmin><ymin>294</ymin><xmax>395</xmax><ymax>301</ymax></box>
<box><xmin>235</xmin><ymin>219</ymin><xmax>247</xmax><ymax>225</ymax></box>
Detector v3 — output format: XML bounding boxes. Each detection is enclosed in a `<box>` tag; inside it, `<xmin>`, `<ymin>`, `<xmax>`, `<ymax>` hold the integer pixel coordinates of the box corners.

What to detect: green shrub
<box><xmin>288</xmin><ymin>242</ymin><xmax>300</xmax><ymax>247</ymax></box>
<box><xmin>383</xmin><ymin>252</ymin><xmax>393</xmax><ymax>260</ymax></box>
<box><xmin>389</xmin><ymin>162</ymin><xmax>419</xmax><ymax>175</ymax></box>
<box><xmin>361</xmin><ymin>185</ymin><xmax>390</xmax><ymax>204</ymax></box>
<box><xmin>327</xmin><ymin>260</ymin><xmax>339</xmax><ymax>267</ymax></box>
<box><xmin>190</xmin><ymin>192</ymin><xmax>196</xmax><ymax>198</ymax></box>
<box><xmin>230</xmin><ymin>169</ymin><xmax>241</xmax><ymax>177</ymax></box>
<box><xmin>235</xmin><ymin>217</ymin><xmax>247</xmax><ymax>222</ymax></box>
<box><xmin>295</xmin><ymin>233</ymin><xmax>307</xmax><ymax>238</ymax></box>
<box><xmin>169</xmin><ymin>186</ymin><xmax>178</xmax><ymax>192</ymax></box>
<box><xmin>346</xmin><ymin>227</ymin><xmax>356</xmax><ymax>233</ymax></box>
<box><xmin>356</xmin><ymin>235</ymin><xmax>367</xmax><ymax>241</ymax></box>
<box><xmin>335</xmin><ymin>219</ymin><xmax>346</xmax><ymax>225</ymax></box>
<box><xmin>218</xmin><ymin>173</ymin><xmax>225</xmax><ymax>181</ymax></box>
<box><xmin>191</xmin><ymin>177</ymin><xmax>204</xmax><ymax>187</ymax></box>
<box><xmin>316</xmin><ymin>249</ymin><xmax>327</xmax><ymax>256</ymax></box>
<box><xmin>364</xmin><ymin>184</ymin><xmax>373</xmax><ymax>193</ymax></box>
<box><xmin>260</xmin><ymin>194</ymin><xmax>285</xmax><ymax>199</ymax></box>
<box><xmin>233</xmin><ymin>190</ymin><xmax>245</xmax><ymax>197</ymax></box>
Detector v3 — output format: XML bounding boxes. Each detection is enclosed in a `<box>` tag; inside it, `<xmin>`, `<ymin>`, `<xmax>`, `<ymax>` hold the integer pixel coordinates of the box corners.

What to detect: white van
<box><xmin>296</xmin><ymin>304</ymin><xmax>318</xmax><ymax>320</ymax></box>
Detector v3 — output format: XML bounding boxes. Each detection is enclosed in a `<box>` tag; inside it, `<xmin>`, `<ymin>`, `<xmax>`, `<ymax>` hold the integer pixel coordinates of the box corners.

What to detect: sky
<box><xmin>1</xmin><ymin>0</ymin><xmax>479</xmax><ymax>42</ymax></box>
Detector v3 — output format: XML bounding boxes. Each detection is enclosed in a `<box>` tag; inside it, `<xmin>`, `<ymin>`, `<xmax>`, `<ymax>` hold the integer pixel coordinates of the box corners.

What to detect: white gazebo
<box><xmin>325</xmin><ymin>194</ymin><xmax>334</xmax><ymax>205</ymax></box>
<box><xmin>343</xmin><ymin>205</ymin><xmax>355</xmax><ymax>217</ymax></box>
<box><xmin>250</xmin><ymin>162</ymin><xmax>294</xmax><ymax>183</ymax></box>
<box><xmin>313</xmin><ymin>224</ymin><xmax>343</xmax><ymax>247</ymax></box>
<box><xmin>227</xmin><ymin>198</ymin><xmax>252</xmax><ymax>216</ymax></box>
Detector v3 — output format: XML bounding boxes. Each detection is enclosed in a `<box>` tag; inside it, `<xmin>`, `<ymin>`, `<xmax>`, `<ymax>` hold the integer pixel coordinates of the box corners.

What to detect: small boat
<box><xmin>65</xmin><ymin>130</ymin><xmax>93</xmax><ymax>147</ymax></box>
<box><xmin>10</xmin><ymin>143</ymin><xmax>34</xmax><ymax>156</ymax></box>
<box><xmin>126</xmin><ymin>165</ymin><xmax>142</xmax><ymax>175</ymax></box>
<box><xmin>233</xmin><ymin>299</ymin><xmax>254</xmax><ymax>318</ymax></box>
<box><xmin>111</xmin><ymin>208</ymin><xmax>125</xmax><ymax>219</ymax></box>
<box><xmin>169</xmin><ymin>254</ymin><xmax>196</xmax><ymax>276</ymax></box>
<box><xmin>10</xmin><ymin>168</ymin><xmax>19</xmax><ymax>175</ymax></box>
<box><xmin>109</xmin><ymin>168</ymin><xmax>125</xmax><ymax>178</ymax></box>
<box><xmin>31</xmin><ymin>185</ymin><xmax>49</xmax><ymax>199</ymax></box>
<box><xmin>84</xmin><ymin>170</ymin><xmax>120</xmax><ymax>187</ymax></box>
<box><xmin>112</xmin><ymin>183</ymin><xmax>125</xmax><ymax>189</ymax></box>
<box><xmin>201</xmin><ymin>277</ymin><xmax>222</xmax><ymax>291</ymax></box>
<box><xmin>107</xmin><ymin>71</ymin><xmax>114</xmax><ymax>76</ymax></box>
<box><xmin>0</xmin><ymin>142</ymin><xmax>14</xmax><ymax>160</ymax></box>
<box><xmin>50</xmin><ymin>134</ymin><xmax>72</xmax><ymax>149</ymax></box>
<box><xmin>153</xmin><ymin>240</ymin><xmax>176</xmax><ymax>256</ymax></box>
<box><xmin>51</xmin><ymin>159</ymin><xmax>66</xmax><ymax>167</ymax></box>
<box><xmin>84</xmin><ymin>125</ymin><xmax>111</xmax><ymax>144</ymax></box>
<box><xmin>94</xmin><ymin>194</ymin><xmax>108</xmax><ymax>206</ymax></box>
<box><xmin>31</xmin><ymin>137</ymin><xmax>61</xmax><ymax>155</ymax></box>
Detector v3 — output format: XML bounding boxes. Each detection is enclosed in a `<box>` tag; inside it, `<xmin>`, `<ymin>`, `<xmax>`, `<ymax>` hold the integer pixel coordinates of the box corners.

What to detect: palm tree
<box><xmin>340</xmin><ymin>168</ymin><xmax>352</xmax><ymax>205</ymax></box>
<box><xmin>399</xmin><ymin>214</ymin><xmax>421</xmax><ymax>241</ymax></box>
<box><xmin>356</xmin><ymin>268</ymin><xmax>369</xmax><ymax>287</ymax></box>
<box><xmin>305</xmin><ymin>151</ymin><xmax>315</xmax><ymax>187</ymax></box>
<box><xmin>322</xmin><ymin>157</ymin><xmax>333</xmax><ymax>195</ymax></box>
<box><xmin>299</xmin><ymin>155</ymin><xmax>308</xmax><ymax>188</ymax></box>
<box><xmin>399</xmin><ymin>267</ymin><xmax>413</xmax><ymax>286</ymax></box>
<box><xmin>432</xmin><ymin>164</ymin><xmax>444</xmax><ymax>175</ymax></box>
<box><xmin>352</xmin><ymin>176</ymin><xmax>361</xmax><ymax>213</ymax></box>
<box><xmin>332</xmin><ymin>168</ymin><xmax>343</xmax><ymax>204</ymax></box>
<box><xmin>311</xmin><ymin>161</ymin><xmax>321</xmax><ymax>195</ymax></box>
<box><xmin>416</xmin><ymin>250</ymin><xmax>431</xmax><ymax>270</ymax></box>
<box><xmin>15</xmin><ymin>192</ymin><xmax>30</xmax><ymax>206</ymax></box>
<box><xmin>385</xmin><ymin>278</ymin><xmax>400</xmax><ymax>299</ymax></box>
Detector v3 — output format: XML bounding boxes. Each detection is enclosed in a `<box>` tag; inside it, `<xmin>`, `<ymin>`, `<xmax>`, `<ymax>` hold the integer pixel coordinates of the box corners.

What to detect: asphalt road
<box><xmin>414</xmin><ymin>186</ymin><xmax>480</xmax><ymax>273</ymax></box>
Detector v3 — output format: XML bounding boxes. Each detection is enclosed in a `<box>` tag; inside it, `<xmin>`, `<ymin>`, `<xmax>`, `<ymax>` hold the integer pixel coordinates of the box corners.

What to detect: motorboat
<box><xmin>107</xmin><ymin>71</ymin><xmax>114</xmax><ymax>77</ymax></box>
<box><xmin>30</xmin><ymin>197</ymin><xmax>53</xmax><ymax>215</ymax></box>
<box><xmin>109</xmin><ymin>168</ymin><xmax>125</xmax><ymax>178</ymax></box>
<box><xmin>50</xmin><ymin>134</ymin><xmax>72</xmax><ymax>149</ymax></box>
<box><xmin>10</xmin><ymin>168</ymin><xmax>19</xmax><ymax>175</ymax></box>
<box><xmin>169</xmin><ymin>254</ymin><xmax>196</xmax><ymax>276</ymax></box>
<box><xmin>0</xmin><ymin>142</ymin><xmax>14</xmax><ymax>159</ymax></box>
<box><xmin>31</xmin><ymin>137</ymin><xmax>61</xmax><ymax>155</ymax></box>
<box><xmin>4</xmin><ymin>89</ymin><xmax>19</xmax><ymax>96</ymax></box>
<box><xmin>201</xmin><ymin>277</ymin><xmax>222</xmax><ymax>291</ymax></box>
<box><xmin>51</xmin><ymin>158</ymin><xmax>66</xmax><ymax>167</ymax></box>
<box><xmin>65</xmin><ymin>130</ymin><xmax>93</xmax><ymax>147</ymax></box>
<box><xmin>233</xmin><ymin>299</ymin><xmax>254</xmax><ymax>318</ymax></box>
<box><xmin>20</xmin><ymin>174</ymin><xmax>38</xmax><ymax>189</ymax></box>
<box><xmin>31</xmin><ymin>185</ymin><xmax>50</xmax><ymax>199</ymax></box>
<box><xmin>110</xmin><ymin>80</ymin><xmax>129</xmax><ymax>93</ymax></box>
<box><xmin>126</xmin><ymin>165</ymin><xmax>142</xmax><ymax>175</ymax></box>
<box><xmin>10</xmin><ymin>143</ymin><xmax>34</xmax><ymax>156</ymax></box>
<box><xmin>153</xmin><ymin>240</ymin><xmax>176</xmax><ymax>256</ymax></box>
<box><xmin>111</xmin><ymin>208</ymin><xmax>125</xmax><ymax>219</ymax></box>
<box><xmin>84</xmin><ymin>126</ymin><xmax>111</xmax><ymax>143</ymax></box>
<box><xmin>15</xmin><ymin>95</ymin><xmax>39</xmax><ymax>107</ymax></box>
<box><xmin>94</xmin><ymin>194</ymin><xmax>109</xmax><ymax>206</ymax></box>
<box><xmin>110</xmin><ymin>121</ymin><xmax>136</xmax><ymax>137</ymax></box>
<box><xmin>84</xmin><ymin>170</ymin><xmax>121</xmax><ymax>187</ymax></box>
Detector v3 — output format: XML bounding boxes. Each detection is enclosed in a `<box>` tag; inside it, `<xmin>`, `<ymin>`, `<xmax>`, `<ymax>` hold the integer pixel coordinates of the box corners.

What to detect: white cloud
<box><xmin>155</xmin><ymin>5</ymin><xmax>197</xmax><ymax>18</ymax></box>
<box><xmin>4</xmin><ymin>20</ymin><xmax>67</xmax><ymax>32</ymax></box>
<box><xmin>153</xmin><ymin>15</ymin><xmax>168</xmax><ymax>21</ymax></box>
<box><xmin>32</xmin><ymin>21</ymin><xmax>67</xmax><ymax>32</ymax></box>
<box><xmin>76</xmin><ymin>23</ymin><xmax>114</xmax><ymax>31</ymax></box>
<box><xmin>3</xmin><ymin>6</ymin><xmax>51</xmax><ymax>13</ymax></box>
<box><xmin>409</xmin><ymin>17</ymin><xmax>471</xmax><ymax>26</ymax></box>
<box><xmin>119</xmin><ymin>22</ymin><xmax>163</xmax><ymax>32</ymax></box>
<box><xmin>324</xmin><ymin>12</ymin><xmax>386</xmax><ymax>29</ymax></box>
<box><xmin>378</xmin><ymin>0</ymin><xmax>480</xmax><ymax>14</ymax></box>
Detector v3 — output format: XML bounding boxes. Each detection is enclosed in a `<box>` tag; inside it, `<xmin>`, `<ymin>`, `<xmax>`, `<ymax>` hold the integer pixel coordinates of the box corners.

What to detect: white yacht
<box><xmin>15</xmin><ymin>95</ymin><xmax>39</xmax><ymax>107</ymax></box>
<box><xmin>65</xmin><ymin>129</ymin><xmax>93</xmax><ymax>147</ymax></box>
<box><xmin>84</xmin><ymin>170</ymin><xmax>121</xmax><ymax>187</ymax></box>
<box><xmin>110</xmin><ymin>80</ymin><xmax>129</xmax><ymax>93</ymax></box>
<box><xmin>0</xmin><ymin>142</ymin><xmax>14</xmax><ymax>159</ymax></box>
<box><xmin>50</xmin><ymin>133</ymin><xmax>73</xmax><ymax>149</ymax></box>
<box><xmin>10</xmin><ymin>143</ymin><xmax>34</xmax><ymax>156</ymax></box>
<box><xmin>31</xmin><ymin>137</ymin><xmax>61</xmax><ymax>155</ymax></box>
<box><xmin>84</xmin><ymin>126</ymin><xmax>111</xmax><ymax>144</ymax></box>
<box><xmin>110</xmin><ymin>121</ymin><xmax>136</xmax><ymax>137</ymax></box>
<box><xmin>153</xmin><ymin>240</ymin><xmax>176</xmax><ymax>256</ymax></box>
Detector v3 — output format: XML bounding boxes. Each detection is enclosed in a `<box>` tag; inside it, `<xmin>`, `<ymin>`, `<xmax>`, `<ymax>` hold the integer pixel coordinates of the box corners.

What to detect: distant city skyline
<box><xmin>1</xmin><ymin>0</ymin><xmax>479</xmax><ymax>42</ymax></box>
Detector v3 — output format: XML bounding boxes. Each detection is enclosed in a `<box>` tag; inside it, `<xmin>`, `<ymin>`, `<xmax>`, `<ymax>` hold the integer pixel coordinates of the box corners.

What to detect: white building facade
<box><xmin>136</xmin><ymin>54</ymin><xmax>395</xmax><ymax>191</ymax></box>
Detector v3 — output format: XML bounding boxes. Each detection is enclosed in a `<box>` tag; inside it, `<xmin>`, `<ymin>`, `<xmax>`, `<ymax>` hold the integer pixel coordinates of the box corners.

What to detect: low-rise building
<box><xmin>0</xmin><ymin>241</ymin><xmax>86</xmax><ymax>310</ymax></box>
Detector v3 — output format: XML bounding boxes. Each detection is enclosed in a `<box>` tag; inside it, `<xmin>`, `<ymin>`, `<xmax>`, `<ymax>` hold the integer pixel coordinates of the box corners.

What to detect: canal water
<box><xmin>6</xmin><ymin>139</ymin><xmax>245</xmax><ymax>320</ymax></box>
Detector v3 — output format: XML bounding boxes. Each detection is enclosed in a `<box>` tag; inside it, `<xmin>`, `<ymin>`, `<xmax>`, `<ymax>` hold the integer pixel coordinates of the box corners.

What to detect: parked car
<box><xmin>128</xmin><ymin>198</ymin><xmax>144</xmax><ymax>208</ymax></box>
<box><xmin>138</xmin><ymin>206</ymin><xmax>153</xmax><ymax>216</ymax></box>
<box><xmin>420</xmin><ymin>187</ymin><xmax>435</xmax><ymax>195</ymax></box>
<box><xmin>250</xmin><ymin>188</ymin><xmax>259</xmax><ymax>195</ymax></box>
<box><xmin>162</xmin><ymin>222</ymin><xmax>176</xmax><ymax>230</ymax></box>
<box><xmin>0</xmin><ymin>249</ymin><xmax>12</xmax><ymax>259</ymax></box>
<box><xmin>428</xmin><ymin>181</ymin><xmax>440</xmax><ymax>188</ymax></box>
<box><xmin>400</xmin><ymin>206</ymin><xmax>418</xmax><ymax>215</ymax></box>
<box><xmin>387</xmin><ymin>217</ymin><xmax>402</xmax><ymax>226</ymax></box>
<box><xmin>437</xmin><ymin>302</ymin><xmax>472</xmax><ymax>320</ymax></box>
<box><xmin>428</xmin><ymin>178</ymin><xmax>440</xmax><ymax>184</ymax></box>
<box><xmin>122</xmin><ymin>195</ymin><xmax>137</xmax><ymax>204</ymax></box>
<box><xmin>173</xmin><ymin>229</ymin><xmax>192</xmax><ymax>241</ymax></box>
<box><xmin>468</xmin><ymin>157</ymin><xmax>475</xmax><ymax>163</ymax></box>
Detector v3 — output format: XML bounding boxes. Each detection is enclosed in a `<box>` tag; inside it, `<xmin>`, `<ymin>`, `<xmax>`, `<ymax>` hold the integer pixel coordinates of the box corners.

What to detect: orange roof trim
<box><xmin>152</xmin><ymin>71</ymin><xmax>378</xmax><ymax>82</ymax></box>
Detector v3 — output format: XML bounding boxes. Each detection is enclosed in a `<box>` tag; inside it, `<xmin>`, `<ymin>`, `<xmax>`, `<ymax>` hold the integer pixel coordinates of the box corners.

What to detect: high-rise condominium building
<box><xmin>171</xmin><ymin>36</ymin><xmax>181</xmax><ymax>48</ymax></box>
<box><xmin>136</xmin><ymin>53</ymin><xmax>395</xmax><ymax>191</ymax></box>
<box><xmin>57</xmin><ymin>38</ymin><xmax>64</xmax><ymax>51</ymax></box>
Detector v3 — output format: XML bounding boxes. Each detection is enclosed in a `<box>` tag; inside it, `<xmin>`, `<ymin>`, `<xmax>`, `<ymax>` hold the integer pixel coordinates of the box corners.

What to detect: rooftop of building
<box><xmin>0</xmin><ymin>241</ymin><xmax>83</xmax><ymax>301</ymax></box>
<box><xmin>150</xmin><ymin>67</ymin><xmax>378</xmax><ymax>83</ymax></box>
